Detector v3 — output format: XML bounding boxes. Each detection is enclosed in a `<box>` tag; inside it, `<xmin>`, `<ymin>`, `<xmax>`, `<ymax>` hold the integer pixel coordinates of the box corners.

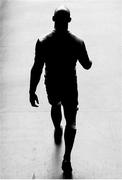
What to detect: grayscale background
<box><xmin>0</xmin><ymin>0</ymin><xmax>122</xmax><ymax>178</ymax></box>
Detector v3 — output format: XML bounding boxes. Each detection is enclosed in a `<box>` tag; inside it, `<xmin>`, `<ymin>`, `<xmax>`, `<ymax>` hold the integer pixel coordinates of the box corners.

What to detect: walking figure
<box><xmin>29</xmin><ymin>6</ymin><xmax>92</xmax><ymax>174</ymax></box>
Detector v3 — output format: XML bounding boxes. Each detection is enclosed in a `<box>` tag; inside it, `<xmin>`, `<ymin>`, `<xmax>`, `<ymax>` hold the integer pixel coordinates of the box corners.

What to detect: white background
<box><xmin>0</xmin><ymin>0</ymin><xmax>122</xmax><ymax>178</ymax></box>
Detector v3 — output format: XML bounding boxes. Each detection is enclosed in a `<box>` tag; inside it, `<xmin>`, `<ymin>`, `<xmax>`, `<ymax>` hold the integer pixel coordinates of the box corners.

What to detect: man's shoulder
<box><xmin>68</xmin><ymin>32</ymin><xmax>84</xmax><ymax>45</ymax></box>
<box><xmin>69</xmin><ymin>33</ymin><xmax>84</xmax><ymax>47</ymax></box>
<box><xmin>36</xmin><ymin>31</ymin><xmax>84</xmax><ymax>47</ymax></box>
<box><xmin>35</xmin><ymin>32</ymin><xmax>54</xmax><ymax>49</ymax></box>
<box><xmin>38</xmin><ymin>32</ymin><xmax>54</xmax><ymax>43</ymax></box>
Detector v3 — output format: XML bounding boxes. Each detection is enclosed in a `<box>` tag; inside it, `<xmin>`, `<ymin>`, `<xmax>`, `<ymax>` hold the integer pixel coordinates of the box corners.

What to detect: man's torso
<box><xmin>39</xmin><ymin>31</ymin><xmax>82</xmax><ymax>86</ymax></box>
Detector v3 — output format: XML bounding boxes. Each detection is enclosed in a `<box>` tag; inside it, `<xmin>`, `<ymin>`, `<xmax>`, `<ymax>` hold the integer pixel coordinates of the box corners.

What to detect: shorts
<box><xmin>45</xmin><ymin>80</ymin><xmax>78</xmax><ymax>111</ymax></box>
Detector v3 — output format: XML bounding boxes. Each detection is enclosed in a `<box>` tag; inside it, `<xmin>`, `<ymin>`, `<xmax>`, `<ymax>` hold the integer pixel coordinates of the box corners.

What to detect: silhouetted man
<box><xmin>29</xmin><ymin>6</ymin><xmax>92</xmax><ymax>174</ymax></box>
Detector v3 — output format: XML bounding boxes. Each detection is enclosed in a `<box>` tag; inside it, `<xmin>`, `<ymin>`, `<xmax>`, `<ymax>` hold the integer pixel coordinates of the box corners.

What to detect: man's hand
<box><xmin>29</xmin><ymin>93</ymin><xmax>39</xmax><ymax>107</ymax></box>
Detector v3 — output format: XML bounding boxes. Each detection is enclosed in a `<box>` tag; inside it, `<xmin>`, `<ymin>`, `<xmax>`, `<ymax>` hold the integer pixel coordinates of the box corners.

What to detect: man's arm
<box><xmin>78</xmin><ymin>41</ymin><xmax>92</xmax><ymax>69</ymax></box>
<box><xmin>29</xmin><ymin>39</ymin><xmax>44</xmax><ymax>107</ymax></box>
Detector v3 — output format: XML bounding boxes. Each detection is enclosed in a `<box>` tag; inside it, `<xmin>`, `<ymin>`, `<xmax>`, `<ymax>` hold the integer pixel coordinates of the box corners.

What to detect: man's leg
<box><xmin>62</xmin><ymin>105</ymin><xmax>78</xmax><ymax>173</ymax></box>
<box><xmin>51</xmin><ymin>103</ymin><xmax>63</xmax><ymax>144</ymax></box>
<box><xmin>51</xmin><ymin>102</ymin><xmax>62</xmax><ymax>129</ymax></box>
<box><xmin>45</xmin><ymin>84</ymin><xmax>63</xmax><ymax>144</ymax></box>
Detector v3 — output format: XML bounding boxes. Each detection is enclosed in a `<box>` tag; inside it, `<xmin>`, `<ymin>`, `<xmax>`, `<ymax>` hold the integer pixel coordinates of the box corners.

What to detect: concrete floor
<box><xmin>0</xmin><ymin>0</ymin><xmax>122</xmax><ymax>179</ymax></box>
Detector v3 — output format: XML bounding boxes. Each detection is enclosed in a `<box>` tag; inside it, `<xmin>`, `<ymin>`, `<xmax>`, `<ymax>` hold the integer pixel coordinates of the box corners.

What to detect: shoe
<box><xmin>54</xmin><ymin>126</ymin><xmax>63</xmax><ymax>145</ymax></box>
<box><xmin>62</xmin><ymin>159</ymin><xmax>72</xmax><ymax>174</ymax></box>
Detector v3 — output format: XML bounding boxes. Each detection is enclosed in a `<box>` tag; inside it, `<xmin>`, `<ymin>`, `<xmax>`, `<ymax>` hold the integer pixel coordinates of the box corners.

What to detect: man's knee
<box><xmin>51</xmin><ymin>102</ymin><xmax>62</xmax><ymax>118</ymax></box>
<box><xmin>63</xmin><ymin>106</ymin><xmax>78</xmax><ymax>125</ymax></box>
<box><xmin>51</xmin><ymin>101</ymin><xmax>61</xmax><ymax>110</ymax></box>
<box><xmin>66</xmin><ymin>122</ymin><xmax>76</xmax><ymax>130</ymax></box>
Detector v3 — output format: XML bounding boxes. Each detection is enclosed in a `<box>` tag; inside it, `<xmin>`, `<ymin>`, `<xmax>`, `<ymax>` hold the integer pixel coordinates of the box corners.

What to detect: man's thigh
<box><xmin>45</xmin><ymin>84</ymin><xmax>61</xmax><ymax>105</ymax></box>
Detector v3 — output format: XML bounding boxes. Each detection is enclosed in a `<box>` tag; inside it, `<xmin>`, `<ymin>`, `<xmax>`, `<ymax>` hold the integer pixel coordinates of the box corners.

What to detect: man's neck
<box><xmin>54</xmin><ymin>29</ymin><xmax>69</xmax><ymax>34</ymax></box>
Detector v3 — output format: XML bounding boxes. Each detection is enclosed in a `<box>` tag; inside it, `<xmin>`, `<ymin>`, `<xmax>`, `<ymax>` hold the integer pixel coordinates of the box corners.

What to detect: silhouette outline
<box><xmin>29</xmin><ymin>6</ymin><xmax>92</xmax><ymax>175</ymax></box>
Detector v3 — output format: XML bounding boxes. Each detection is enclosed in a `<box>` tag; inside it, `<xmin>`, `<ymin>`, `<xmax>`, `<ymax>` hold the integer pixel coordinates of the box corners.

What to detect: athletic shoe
<box><xmin>62</xmin><ymin>159</ymin><xmax>72</xmax><ymax>174</ymax></box>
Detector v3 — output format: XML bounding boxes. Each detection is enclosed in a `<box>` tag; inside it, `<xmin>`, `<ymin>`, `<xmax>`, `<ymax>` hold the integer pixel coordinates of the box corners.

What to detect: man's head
<box><xmin>52</xmin><ymin>6</ymin><xmax>71</xmax><ymax>32</ymax></box>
